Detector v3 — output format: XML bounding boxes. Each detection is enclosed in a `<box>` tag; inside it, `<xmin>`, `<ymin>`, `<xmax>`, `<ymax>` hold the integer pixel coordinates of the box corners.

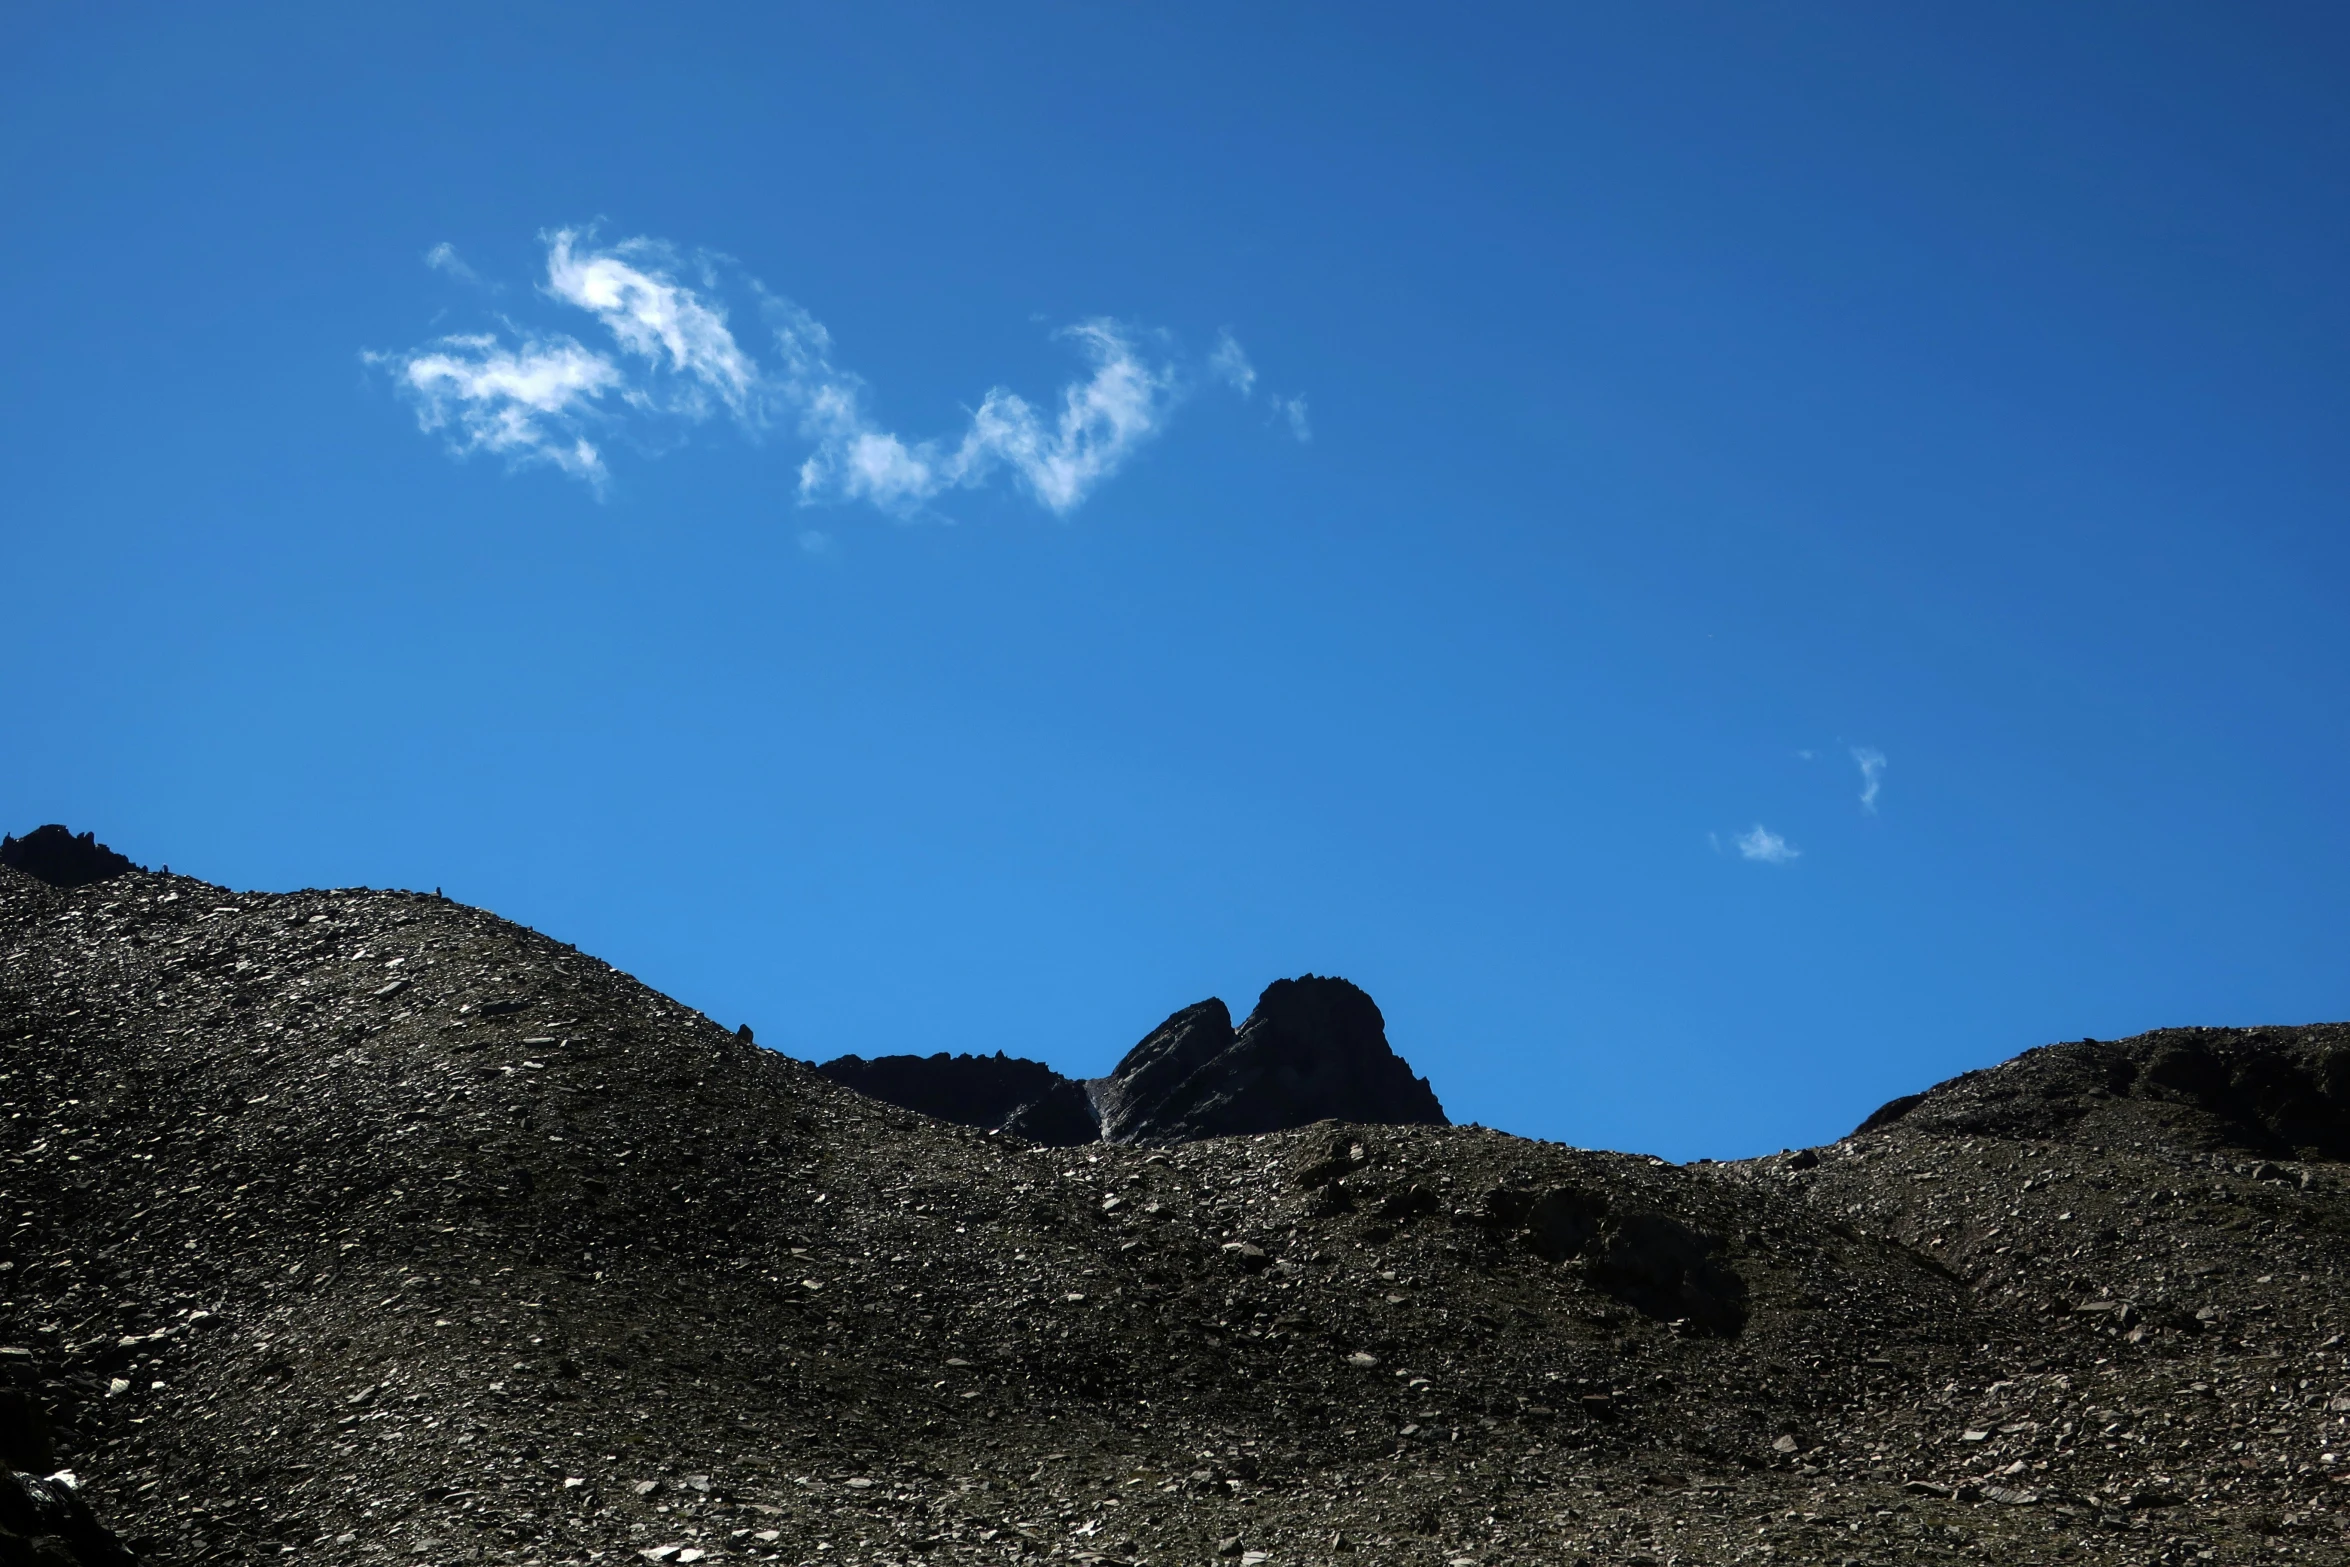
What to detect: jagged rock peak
<box><xmin>813</xmin><ymin>976</ymin><xmax>1449</xmax><ymax>1148</ymax></box>
<box><xmin>1094</xmin><ymin>974</ymin><xmax>1449</xmax><ymax>1145</ymax></box>
<box><xmin>813</xmin><ymin>1049</ymin><xmax>1099</xmax><ymax>1146</ymax></box>
<box><xmin>0</xmin><ymin>825</ymin><xmax>140</xmax><ymax>889</ymax></box>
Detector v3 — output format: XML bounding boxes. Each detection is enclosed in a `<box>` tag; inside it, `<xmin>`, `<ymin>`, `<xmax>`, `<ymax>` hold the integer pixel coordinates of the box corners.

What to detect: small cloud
<box><xmin>1208</xmin><ymin>330</ymin><xmax>1309</xmax><ymax>441</ymax></box>
<box><xmin>1795</xmin><ymin>748</ymin><xmax>1815</xmax><ymax>761</ymax></box>
<box><xmin>789</xmin><ymin>315</ymin><xmax>1182</xmax><ymax>516</ymax></box>
<box><xmin>424</xmin><ymin>242</ymin><xmax>489</xmax><ymax>288</ymax></box>
<box><xmin>797</xmin><ymin>529</ymin><xmax>835</xmax><ymax>556</ymax></box>
<box><xmin>364</xmin><ymin>333</ymin><xmax>622</xmax><ymax>483</ymax></box>
<box><xmin>1274</xmin><ymin>394</ymin><xmax>1311</xmax><ymax>442</ymax></box>
<box><xmin>543</xmin><ymin>228</ymin><xmax>762</xmax><ymax>421</ymax></box>
<box><xmin>1852</xmin><ymin>746</ymin><xmax>1887</xmax><ymax>813</ymax></box>
<box><xmin>1208</xmin><ymin>330</ymin><xmax>1257</xmax><ymax>396</ymax></box>
<box><xmin>1736</xmin><ymin>824</ymin><xmax>1800</xmax><ymax>865</ymax></box>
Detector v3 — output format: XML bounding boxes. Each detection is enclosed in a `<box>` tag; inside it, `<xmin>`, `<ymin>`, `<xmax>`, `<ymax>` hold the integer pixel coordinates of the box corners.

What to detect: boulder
<box><xmin>1488</xmin><ymin>1182</ymin><xmax>1748</xmax><ymax>1334</ymax></box>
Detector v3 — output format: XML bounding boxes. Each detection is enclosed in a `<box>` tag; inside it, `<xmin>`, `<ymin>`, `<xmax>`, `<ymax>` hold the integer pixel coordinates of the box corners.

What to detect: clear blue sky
<box><xmin>6</xmin><ymin>3</ymin><xmax>2348</xmax><ymax>1159</ymax></box>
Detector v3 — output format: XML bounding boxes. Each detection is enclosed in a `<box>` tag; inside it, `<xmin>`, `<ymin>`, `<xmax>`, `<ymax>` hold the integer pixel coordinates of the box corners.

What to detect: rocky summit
<box><xmin>1092</xmin><ymin>979</ymin><xmax>1447</xmax><ymax>1147</ymax></box>
<box><xmin>0</xmin><ymin>826</ymin><xmax>140</xmax><ymax>892</ymax></box>
<box><xmin>818</xmin><ymin>976</ymin><xmax>1448</xmax><ymax>1150</ymax></box>
<box><xmin>7</xmin><ymin>829</ymin><xmax>2350</xmax><ymax>1566</ymax></box>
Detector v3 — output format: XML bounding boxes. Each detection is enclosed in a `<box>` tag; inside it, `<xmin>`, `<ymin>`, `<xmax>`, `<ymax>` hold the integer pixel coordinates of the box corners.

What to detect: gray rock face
<box><xmin>1092</xmin><ymin>976</ymin><xmax>1448</xmax><ymax>1145</ymax></box>
<box><xmin>813</xmin><ymin>1050</ymin><xmax>1099</xmax><ymax>1146</ymax></box>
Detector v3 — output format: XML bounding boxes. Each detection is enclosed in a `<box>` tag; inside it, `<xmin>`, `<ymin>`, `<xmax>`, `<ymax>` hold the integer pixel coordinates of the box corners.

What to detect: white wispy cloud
<box><xmin>542</xmin><ymin>229</ymin><xmax>761</xmax><ymax>421</ymax></box>
<box><xmin>1275</xmin><ymin>394</ymin><xmax>1312</xmax><ymax>443</ymax></box>
<box><xmin>423</xmin><ymin>242</ymin><xmax>488</xmax><ymax>288</ymax></box>
<box><xmin>1206</xmin><ymin>327</ymin><xmax>1312</xmax><ymax>444</ymax></box>
<box><xmin>1852</xmin><ymin>746</ymin><xmax>1887</xmax><ymax>813</ymax></box>
<box><xmin>1736</xmin><ymin>824</ymin><xmax>1801</xmax><ymax>865</ymax></box>
<box><xmin>366</xmin><ymin>332</ymin><xmax>622</xmax><ymax>482</ymax></box>
<box><xmin>775</xmin><ymin>302</ymin><xmax>1183</xmax><ymax>515</ymax></box>
<box><xmin>1208</xmin><ymin>330</ymin><xmax>1256</xmax><ymax>396</ymax></box>
<box><xmin>371</xmin><ymin>226</ymin><xmax>1293</xmax><ymax>512</ymax></box>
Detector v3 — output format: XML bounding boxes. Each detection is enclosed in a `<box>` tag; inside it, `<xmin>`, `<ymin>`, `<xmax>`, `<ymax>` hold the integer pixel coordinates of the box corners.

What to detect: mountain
<box><xmin>6</xmin><ymin>829</ymin><xmax>2350</xmax><ymax>1566</ymax></box>
<box><xmin>1092</xmin><ymin>978</ymin><xmax>1447</xmax><ymax>1146</ymax></box>
<box><xmin>816</xmin><ymin>976</ymin><xmax>1447</xmax><ymax>1147</ymax></box>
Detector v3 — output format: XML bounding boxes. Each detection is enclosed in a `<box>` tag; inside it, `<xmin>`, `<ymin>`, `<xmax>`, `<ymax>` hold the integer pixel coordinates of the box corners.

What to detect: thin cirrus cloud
<box><xmin>372</xmin><ymin>332</ymin><xmax>622</xmax><ymax>482</ymax></box>
<box><xmin>1209</xmin><ymin>329</ymin><xmax>1311</xmax><ymax>442</ymax></box>
<box><xmin>367</xmin><ymin>227</ymin><xmax>1301</xmax><ymax>514</ymax></box>
<box><xmin>422</xmin><ymin>242</ymin><xmax>490</xmax><ymax>289</ymax></box>
<box><xmin>1736</xmin><ymin>824</ymin><xmax>1801</xmax><ymax>865</ymax></box>
<box><xmin>775</xmin><ymin>301</ymin><xmax>1181</xmax><ymax>514</ymax></box>
<box><xmin>1852</xmin><ymin>746</ymin><xmax>1887</xmax><ymax>812</ymax></box>
<box><xmin>543</xmin><ymin>230</ymin><xmax>760</xmax><ymax>421</ymax></box>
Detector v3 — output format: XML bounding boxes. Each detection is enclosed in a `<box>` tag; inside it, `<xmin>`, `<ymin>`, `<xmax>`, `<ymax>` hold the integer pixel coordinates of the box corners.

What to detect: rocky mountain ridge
<box><xmin>815</xmin><ymin>976</ymin><xmax>1448</xmax><ymax>1149</ymax></box>
<box><xmin>5</xmin><ymin>826</ymin><xmax>2350</xmax><ymax>1567</ymax></box>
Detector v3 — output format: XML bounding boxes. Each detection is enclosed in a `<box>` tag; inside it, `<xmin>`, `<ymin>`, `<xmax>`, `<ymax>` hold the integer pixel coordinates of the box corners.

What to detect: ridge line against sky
<box><xmin>366</xmin><ymin>227</ymin><xmax>1309</xmax><ymax>518</ymax></box>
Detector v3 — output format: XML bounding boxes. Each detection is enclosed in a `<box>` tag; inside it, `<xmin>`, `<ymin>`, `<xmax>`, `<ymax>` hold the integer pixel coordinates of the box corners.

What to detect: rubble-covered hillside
<box><xmin>5</xmin><ymin>838</ymin><xmax>2350</xmax><ymax>1566</ymax></box>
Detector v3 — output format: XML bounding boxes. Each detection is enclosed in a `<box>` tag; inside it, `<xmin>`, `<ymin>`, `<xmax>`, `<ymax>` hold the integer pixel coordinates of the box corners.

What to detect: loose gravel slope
<box><xmin>6</xmin><ymin>864</ymin><xmax>2350</xmax><ymax>1566</ymax></box>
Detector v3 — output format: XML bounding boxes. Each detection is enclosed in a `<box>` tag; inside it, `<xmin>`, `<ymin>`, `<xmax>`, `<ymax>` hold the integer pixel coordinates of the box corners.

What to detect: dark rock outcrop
<box><xmin>1481</xmin><ymin>1183</ymin><xmax>1748</xmax><ymax>1334</ymax></box>
<box><xmin>0</xmin><ymin>1389</ymin><xmax>51</xmax><ymax>1476</ymax></box>
<box><xmin>814</xmin><ymin>1050</ymin><xmax>1099</xmax><ymax>1146</ymax></box>
<box><xmin>1092</xmin><ymin>975</ymin><xmax>1448</xmax><ymax>1145</ymax></box>
<box><xmin>1851</xmin><ymin>1023</ymin><xmax>2350</xmax><ymax>1158</ymax></box>
<box><xmin>0</xmin><ymin>1472</ymin><xmax>136</xmax><ymax>1567</ymax></box>
<box><xmin>815</xmin><ymin>975</ymin><xmax>1448</xmax><ymax>1148</ymax></box>
<box><xmin>0</xmin><ymin>828</ymin><xmax>137</xmax><ymax>890</ymax></box>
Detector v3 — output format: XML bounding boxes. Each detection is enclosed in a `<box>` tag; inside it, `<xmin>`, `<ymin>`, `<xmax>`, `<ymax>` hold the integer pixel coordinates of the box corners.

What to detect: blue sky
<box><xmin>5</xmin><ymin>3</ymin><xmax>2348</xmax><ymax>1159</ymax></box>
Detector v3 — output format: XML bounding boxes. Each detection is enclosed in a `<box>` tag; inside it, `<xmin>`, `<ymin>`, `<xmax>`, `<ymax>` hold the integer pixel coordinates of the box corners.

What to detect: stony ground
<box><xmin>5</xmin><ymin>862</ymin><xmax>2349</xmax><ymax>1566</ymax></box>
